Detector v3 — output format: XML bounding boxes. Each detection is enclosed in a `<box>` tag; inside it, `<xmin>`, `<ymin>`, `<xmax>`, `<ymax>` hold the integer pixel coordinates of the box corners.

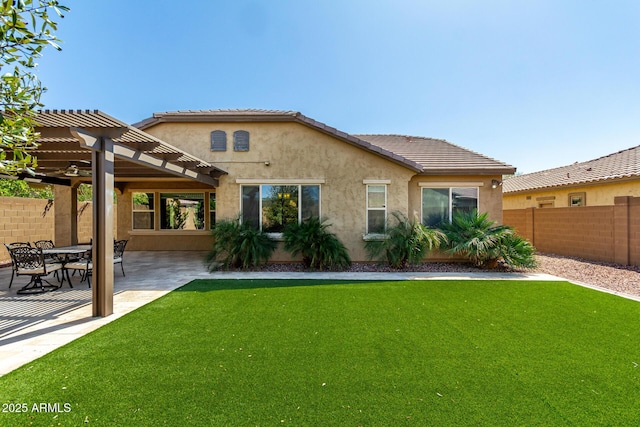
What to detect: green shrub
<box><xmin>283</xmin><ymin>217</ymin><xmax>351</xmax><ymax>270</ymax></box>
<box><xmin>439</xmin><ymin>209</ymin><xmax>537</xmax><ymax>269</ymax></box>
<box><xmin>365</xmin><ymin>211</ymin><xmax>445</xmax><ymax>269</ymax></box>
<box><xmin>499</xmin><ymin>233</ymin><xmax>538</xmax><ymax>269</ymax></box>
<box><xmin>206</xmin><ymin>218</ymin><xmax>276</xmax><ymax>270</ymax></box>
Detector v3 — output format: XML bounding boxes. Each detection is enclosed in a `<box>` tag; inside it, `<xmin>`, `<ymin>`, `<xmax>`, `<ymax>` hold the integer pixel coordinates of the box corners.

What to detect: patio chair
<box><xmin>11</xmin><ymin>246</ymin><xmax>62</xmax><ymax>294</ymax></box>
<box><xmin>33</xmin><ymin>240</ymin><xmax>62</xmax><ymax>280</ymax></box>
<box><xmin>113</xmin><ymin>239</ymin><xmax>128</xmax><ymax>276</ymax></box>
<box><xmin>64</xmin><ymin>248</ymin><xmax>92</xmax><ymax>287</ymax></box>
<box><xmin>4</xmin><ymin>242</ymin><xmax>32</xmax><ymax>288</ymax></box>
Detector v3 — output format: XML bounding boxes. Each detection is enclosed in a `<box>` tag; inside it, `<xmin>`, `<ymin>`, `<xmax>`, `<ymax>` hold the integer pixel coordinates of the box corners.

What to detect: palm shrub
<box><xmin>206</xmin><ymin>217</ymin><xmax>277</xmax><ymax>270</ymax></box>
<box><xmin>283</xmin><ymin>217</ymin><xmax>351</xmax><ymax>270</ymax></box>
<box><xmin>439</xmin><ymin>209</ymin><xmax>537</xmax><ymax>269</ymax></box>
<box><xmin>365</xmin><ymin>211</ymin><xmax>445</xmax><ymax>269</ymax></box>
<box><xmin>499</xmin><ymin>232</ymin><xmax>538</xmax><ymax>269</ymax></box>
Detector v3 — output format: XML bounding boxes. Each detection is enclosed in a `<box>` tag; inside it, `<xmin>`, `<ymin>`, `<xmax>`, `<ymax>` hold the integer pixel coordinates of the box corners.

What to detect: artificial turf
<box><xmin>2</xmin><ymin>279</ymin><xmax>640</xmax><ymax>426</ymax></box>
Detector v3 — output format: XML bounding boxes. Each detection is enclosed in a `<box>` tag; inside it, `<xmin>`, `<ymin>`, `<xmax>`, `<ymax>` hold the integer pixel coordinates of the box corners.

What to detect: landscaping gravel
<box><xmin>534</xmin><ymin>253</ymin><xmax>640</xmax><ymax>297</ymax></box>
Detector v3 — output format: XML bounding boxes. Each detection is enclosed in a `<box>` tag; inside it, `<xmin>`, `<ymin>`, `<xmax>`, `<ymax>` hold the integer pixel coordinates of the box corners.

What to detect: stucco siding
<box><xmin>147</xmin><ymin>122</ymin><xmax>415</xmax><ymax>261</ymax></box>
<box><xmin>503</xmin><ymin>179</ymin><xmax>640</xmax><ymax>209</ymax></box>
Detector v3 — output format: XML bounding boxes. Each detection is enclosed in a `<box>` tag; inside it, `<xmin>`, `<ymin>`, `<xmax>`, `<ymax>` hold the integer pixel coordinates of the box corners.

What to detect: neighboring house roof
<box><xmin>503</xmin><ymin>145</ymin><xmax>640</xmax><ymax>193</ymax></box>
<box><xmin>134</xmin><ymin>110</ymin><xmax>515</xmax><ymax>175</ymax></box>
<box><xmin>355</xmin><ymin>134</ymin><xmax>515</xmax><ymax>175</ymax></box>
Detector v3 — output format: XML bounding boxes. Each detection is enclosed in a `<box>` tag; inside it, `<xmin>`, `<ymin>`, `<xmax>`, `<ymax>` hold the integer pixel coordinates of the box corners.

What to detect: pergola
<box><xmin>7</xmin><ymin>110</ymin><xmax>226</xmax><ymax>317</ymax></box>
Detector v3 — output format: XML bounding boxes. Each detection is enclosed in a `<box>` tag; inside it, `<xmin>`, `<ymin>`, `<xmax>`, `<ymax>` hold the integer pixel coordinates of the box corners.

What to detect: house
<box><xmin>128</xmin><ymin>109</ymin><xmax>515</xmax><ymax>261</ymax></box>
<box><xmin>503</xmin><ymin>145</ymin><xmax>640</xmax><ymax>209</ymax></box>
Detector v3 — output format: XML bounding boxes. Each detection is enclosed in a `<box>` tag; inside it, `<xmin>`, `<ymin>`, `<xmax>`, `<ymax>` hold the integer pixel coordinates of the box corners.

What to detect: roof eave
<box><xmin>420</xmin><ymin>167</ymin><xmax>516</xmax><ymax>176</ymax></box>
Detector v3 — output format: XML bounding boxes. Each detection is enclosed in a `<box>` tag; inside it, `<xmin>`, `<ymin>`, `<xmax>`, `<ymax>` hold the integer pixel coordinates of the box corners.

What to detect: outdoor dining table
<box><xmin>42</xmin><ymin>245</ymin><xmax>92</xmax><ymax>288</ymax></box>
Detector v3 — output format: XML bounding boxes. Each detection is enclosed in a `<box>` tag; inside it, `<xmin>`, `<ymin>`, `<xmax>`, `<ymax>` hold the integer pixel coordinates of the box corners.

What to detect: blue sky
<box><xmin>37</xmin><ymin>0</ymin><xmax>640</xmax><ymax>174</ymax></box>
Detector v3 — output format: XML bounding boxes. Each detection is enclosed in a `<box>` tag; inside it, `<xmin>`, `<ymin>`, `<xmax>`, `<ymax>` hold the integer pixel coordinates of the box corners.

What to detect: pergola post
<box><xmin>92</xmin><ymin>137</ymin><xmax>115</xmax><ymax>317</ymax></box>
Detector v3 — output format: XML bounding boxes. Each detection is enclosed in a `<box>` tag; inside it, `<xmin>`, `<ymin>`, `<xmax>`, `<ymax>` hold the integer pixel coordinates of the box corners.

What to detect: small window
<box><xmin>132</xmin><ymin>192</ymin><xmax>154</xmax><ymax>230</ymax></box>
<box><xmin>569</xmin><ymin>192</ymin><xmax>586</xmax><ymax>207</ymax></box>
<box><xmin>210</xmin><ymin>131</ymin><xmax>227</xmax><ymax>151</ymax></box>
<box><xmin>367</xmin><ymin>185</ymin><xmax>386</xmax><ymax>234</ymax></box>
<box><xmin>209</xmin><ymin>193</ymin><xmax>216</xmax><ymax>226</ymax></box>
<box><xmin>234</xmin><ymin>130</ymin><xmax>250</xmax><ymax>151</ymax></box>
<box><xmin>160</xmin><ymin>193</ymin><xmax>205</xmax><ymax>230</ymax></box>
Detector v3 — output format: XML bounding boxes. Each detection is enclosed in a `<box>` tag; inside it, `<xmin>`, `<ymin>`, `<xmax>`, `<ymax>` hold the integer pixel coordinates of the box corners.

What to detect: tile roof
<box><xmin>503</xmin><ymin>145</ymin><xmax>640</xmax><ymax>193</ymax></box>
<box><xmin>355</xmin><ymin>134</ymin><xmax>515</xmax><ymax>175</ymax></box>
<box><xmin>135</xmin><ymin>110</ymin><xmax>514</xmax><ymax>175</ymax></box>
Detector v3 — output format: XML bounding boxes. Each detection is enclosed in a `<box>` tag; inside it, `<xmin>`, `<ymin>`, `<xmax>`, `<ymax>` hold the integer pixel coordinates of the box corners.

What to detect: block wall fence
<box><xmin>0</xmin><ymin>197</ymin><xmax>111</xmax><ymax>266</ymax></box>
<box><xmin>503</xmin><ymin>196</ymin><xmax>640</xmax><ymax>267</ymax></box>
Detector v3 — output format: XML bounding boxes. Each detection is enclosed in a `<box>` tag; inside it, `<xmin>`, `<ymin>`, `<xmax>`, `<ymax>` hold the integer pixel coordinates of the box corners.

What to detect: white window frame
<box><xmin>132</xmin><ymin>192</ymin><xmax>155</xmax><ymax>230</ymax></box>
<box><xmin>365</xmin><ymin>183</ymin><xmax>387</xmax><ymax>236</ymax></box>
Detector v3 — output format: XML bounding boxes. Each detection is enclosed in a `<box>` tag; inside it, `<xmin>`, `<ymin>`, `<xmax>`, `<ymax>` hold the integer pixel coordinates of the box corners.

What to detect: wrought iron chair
<box><xmin>11</xmin><ymin>246</ymin><xmax>62</xmax><ymax>294</ymax></box>
<box><xmin>113</xmin><ymin>239</ymin><xmax>128</xmax><ymax>276</ymax></box>
<box><xmin>64</xmin><ymin>248</ymin><xmax>92</xmax><ymax>287</ymax></box>
<box><xmin>4</xmin><ymin>242</ymin><xmax>32</xmax><ymax>288</ymax></box>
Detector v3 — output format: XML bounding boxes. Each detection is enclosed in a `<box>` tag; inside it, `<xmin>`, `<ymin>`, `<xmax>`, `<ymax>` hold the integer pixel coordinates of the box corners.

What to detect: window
<box><xmin>233</xmin><ymin>130</ymin><xmax>250</xmax><ymax>151</ymax></box>
<box><xmin>210</xmin><ymin>130</ymin><xmax>227</xmax><ymax>151</ymax></box>
<box><xmin>160</xmin><ymin>193</ymin><xmax>205</xmax><ymax>230</ymax></box>
<box><xmin>209</xmin><ymin>193</ymin><xmax>216</xmax><ymax>226</ymax></box>
<box><xmin>240</xmin><ymin>184</ymin><xmax>320</xmax><ymax>232</ymax></box>
<box><xmin>421</xmin><ymin>187</ymin><xmax>478</xmax><ymax>227</ymax></box>
<box><xmin>569</xmin><ymin>192</ymin><xmax>586</xmax><ymax>207</ymax></box>
<box><xmin>367</xmin><ymin>185</ymin><xmax>386</xmax><ymax>234</ymax></box>
<box><xmin>132</xmin><ymin>192</ymin><xmax>154</xmax><ymax>230</ymax></box>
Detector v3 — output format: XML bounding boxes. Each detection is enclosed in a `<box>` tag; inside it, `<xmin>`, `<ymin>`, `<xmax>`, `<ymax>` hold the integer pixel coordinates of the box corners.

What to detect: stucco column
<box><xmin>54</xmin><ymin>185</ymin><xmax>78</xmax><ymax>246</ymax></box>
<box><xmin>92</xmin><ymin>137</ymin><xmax>115</xmax><ymax>317</ymax></box>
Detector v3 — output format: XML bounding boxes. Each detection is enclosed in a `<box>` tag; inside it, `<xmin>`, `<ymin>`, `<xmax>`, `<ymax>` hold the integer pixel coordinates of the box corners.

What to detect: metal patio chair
<box><xmin>11</xmin><ymin>246</ymin><xmax>62</xmax><ymax>294</ymax></box>
<box><xmin>113</xmin><ymin>239</ymin><xmax>128</xmax><ymax>276</ymax></box>
<box><xmin>64</xmin><ymin>248</ymin><xmax>92</xmax><ymax>287</ymax></box>
<box><xmin>4</xmin><ymin>242</ymin><xmax>32</xmax><ymax>288</ymax></box>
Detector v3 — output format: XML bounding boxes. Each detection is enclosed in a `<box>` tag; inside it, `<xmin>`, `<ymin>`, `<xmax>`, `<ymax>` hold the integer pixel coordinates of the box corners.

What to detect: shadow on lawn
<box><xmin>175</xmin><ymin>279</ymin><xmax>400</xmax><ymax>292</ymax></box>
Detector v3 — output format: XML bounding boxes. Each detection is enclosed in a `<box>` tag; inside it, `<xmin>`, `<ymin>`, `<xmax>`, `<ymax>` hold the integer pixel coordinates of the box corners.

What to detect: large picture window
<box><xmin>422</xmin><ymin>187</ymin><xmax>478</xmax><ymax>227</ymax></box>
<box><xmin>160</xmin><ymin>193</ymin><xmax>205</xmax><ymax>230</ymax></box>
<box><xmin>241</xmin><ymin>184</ymin><xmax>320</xmax><ymax>232</ymax></box>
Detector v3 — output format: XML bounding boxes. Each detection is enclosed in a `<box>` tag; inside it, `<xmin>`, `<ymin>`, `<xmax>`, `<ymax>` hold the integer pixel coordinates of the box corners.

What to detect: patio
<box><xmin>0</xmin><ymin>251</ymin><xmax>212</xmax><ymax>376</ymax></box>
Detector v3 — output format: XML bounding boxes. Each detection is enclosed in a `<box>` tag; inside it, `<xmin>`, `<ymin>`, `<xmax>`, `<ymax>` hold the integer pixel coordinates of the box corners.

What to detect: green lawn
<box><xmin>2</xmin><ymin>279</ymin><xmax>640</xmax><ymax>426</ymax></box>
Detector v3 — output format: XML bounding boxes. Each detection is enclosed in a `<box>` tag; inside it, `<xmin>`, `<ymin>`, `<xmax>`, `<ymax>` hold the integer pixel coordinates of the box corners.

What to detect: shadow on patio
<box><xmin>0</xmin><ymin>251</ymin><xmax>211</xmax><ymax>375</ymax></box>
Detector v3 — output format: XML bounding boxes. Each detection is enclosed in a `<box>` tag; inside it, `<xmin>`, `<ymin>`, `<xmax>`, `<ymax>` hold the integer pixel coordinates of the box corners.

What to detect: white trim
<box><xmin>363</xmin><ymin>179</ymin><xmax>391</xmax><ymax>185</ymax></box>
<box><xmin>236</xmin><ymin>178</ymin><xmax>325</xmax><ymax>184</ymax></box>
<box><xmin>418</xmin><ymin>181</ymin><xmax>484</xmax><ymax>188</ymax></box>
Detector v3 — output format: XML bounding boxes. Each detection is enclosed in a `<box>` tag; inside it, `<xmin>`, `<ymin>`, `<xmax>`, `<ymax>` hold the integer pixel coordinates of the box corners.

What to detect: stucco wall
<box><xmin>503</xmin><ymin>179</ymin><xmax>640</xmax><ymax>209</ymax></box>
<box><xmin>128</xmin><ymin>121</ymin><xmax>508</xmax><ymax>262</ymax></box>
<box><xmin>145</xmin><ymin>121</ymin><xmax>416</xmax><ymax>261</ymax></box>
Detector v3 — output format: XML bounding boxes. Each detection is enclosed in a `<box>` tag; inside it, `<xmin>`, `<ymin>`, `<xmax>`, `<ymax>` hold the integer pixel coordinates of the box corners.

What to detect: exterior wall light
<box><xmin>491</xmin><ymin>179</ymin><xmax>502</xmax><ymax>189</ymax></box>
